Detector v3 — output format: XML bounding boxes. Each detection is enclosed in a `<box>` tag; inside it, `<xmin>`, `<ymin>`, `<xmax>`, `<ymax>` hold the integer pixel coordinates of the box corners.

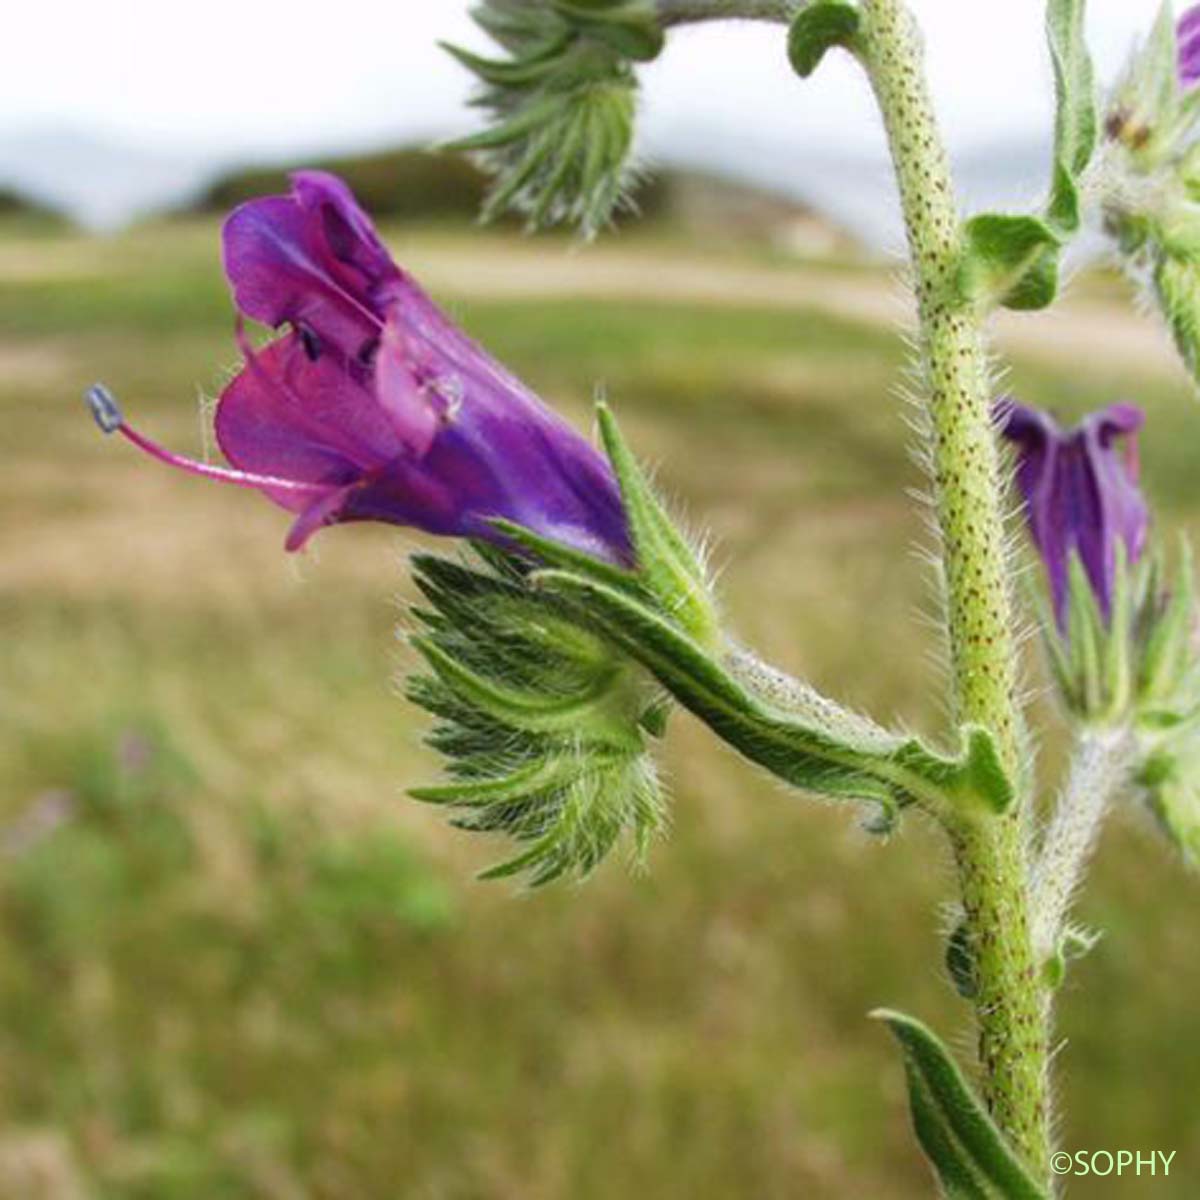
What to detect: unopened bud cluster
<box><xmin>445</xmin><ymin>1</ymin><xmax>664</xmax><ymax>233</ymax></box>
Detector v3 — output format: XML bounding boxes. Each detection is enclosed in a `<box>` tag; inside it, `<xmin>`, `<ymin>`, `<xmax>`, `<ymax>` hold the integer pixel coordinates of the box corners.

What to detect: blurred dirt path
<box><xmin>403</xmin><ymin>242</ymin><xmax>1181</xmax><ymax>380</ymax></box>
<box><xmin>0</xmin><ymin>231</ymin><xmax>1179</xmax><ymax>381</ymax></box>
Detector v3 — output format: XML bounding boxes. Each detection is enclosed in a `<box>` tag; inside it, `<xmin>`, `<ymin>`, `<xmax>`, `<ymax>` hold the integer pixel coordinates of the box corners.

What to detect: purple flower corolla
<box><xmin>90</xmin><ymin>171</ymin><xmax>631</xmax><ymax>563</ymax></box>
<box><xmin>998</xmin><ymin>400</ymin><xmax>1149</xmax><ymax>627</ymax></box>
<box><xmin>1180</xmin><ymin>4</ymin><xmax>1200</xmax><ymax>88</ymax></box>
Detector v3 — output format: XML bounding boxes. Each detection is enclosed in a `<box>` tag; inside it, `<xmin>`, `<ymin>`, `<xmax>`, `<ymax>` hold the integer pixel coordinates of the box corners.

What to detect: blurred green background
<box><xmin>2</xmin><ymin>163</ymin><xmax>1200</xmax><ymax>1198</ymax></box>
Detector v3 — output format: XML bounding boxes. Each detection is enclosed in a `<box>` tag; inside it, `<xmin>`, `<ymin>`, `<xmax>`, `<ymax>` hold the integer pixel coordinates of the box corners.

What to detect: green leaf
<box><xmin>595</xmin><ymin>403</ymin><xmax>719</xmax><ymax>645</ymax></box>
<box><xmin>872</xmin><ymin>1010</ymin><xmax>1048</xmax><ymax>1199</ymax></box>
<box><xmin>1139</xmin><ymin>536</ymin><xmax>1195</xmax><ymax>706</ymax></box>
<box><xmin>1045</xmin><ymin>0</ymin><xmax>1097</xmax><ymax>234</ymax></box>
<box><xmin>787</xmin><ymin>1</ymin><xmax>861</xmax><ymax>79</ymax></box>
<box><xmin>534</xmin><ymin>569</ymin><xmax>1011</xmax><ymax>818</ymax></box>
<box><xmin>959</xmin><ymin>214</ymin><xmax>1062</xmax><ymax>311</ymax></box>
<box><xmin>960</xmin><ymin>727</ymin><xmax>1017</xmax><ymax>814</ymax></box>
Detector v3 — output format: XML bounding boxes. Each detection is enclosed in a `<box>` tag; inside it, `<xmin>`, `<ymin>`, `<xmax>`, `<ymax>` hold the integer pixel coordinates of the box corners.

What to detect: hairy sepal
<box><xmin>406</xmin><ymin>549</ymin><xmax>666</xmax><ymax>886</ymax></box>
<box><xmin>1035</xmin><ymin>549</ymin><xmax>1136</xmax><ymax>723</ymax></box>
<box><xmin>872</xmin><ymin>1010</ymin><xmax>1049</xmax><ymax>1199</ymax></box>
<box><xmin>594</xmin><ymin>402</ymin><xmax>720</xmax><ymax>646</ymax></box>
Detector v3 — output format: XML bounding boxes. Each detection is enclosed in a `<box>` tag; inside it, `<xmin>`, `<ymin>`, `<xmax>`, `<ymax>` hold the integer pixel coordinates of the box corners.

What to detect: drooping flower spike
<box><xmin>998</xmin><ymin>399</ymin><xmax>1149</xmax><ymax>627</ymax></box>
<box><xmin>1179</xmin><ymin>4</ymin><xmax>1200</xmax><ymax>88</ymax></box>
<box><xmin>87</xmin><ymin>170</ymin><xmax>631</xmax><ymax>564</ymax></box>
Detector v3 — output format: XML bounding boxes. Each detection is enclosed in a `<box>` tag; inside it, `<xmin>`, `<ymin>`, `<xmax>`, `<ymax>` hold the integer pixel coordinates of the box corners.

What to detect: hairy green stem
<box><xmin>857</xmin><ymin>0</ymin><xmax>1049</xmax><ymax>1178</ymax></box>
<box><xmin>655</xmin><ymin>0</ymin><xmax>796</xmax><ymax>26</ymax></box>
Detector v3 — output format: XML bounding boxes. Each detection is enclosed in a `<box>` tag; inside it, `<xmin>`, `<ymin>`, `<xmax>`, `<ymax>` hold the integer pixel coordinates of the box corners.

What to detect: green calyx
<box><xmin>1042</xmin><ymin>536</ymin><xmax>1200</xmax><ymax>729</ymax></box>
<box><xmin>407</xmin><ymin>548</ymin><xmax>667</xmax><ymax>887</ymax></box>
<box><xmin>443</xmin><ymin>1</ymin><xmax>663</xmax><ymax>232</ymax></box>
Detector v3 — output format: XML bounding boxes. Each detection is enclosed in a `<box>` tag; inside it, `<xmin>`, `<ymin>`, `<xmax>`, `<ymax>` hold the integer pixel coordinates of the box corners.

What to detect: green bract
<box><xmin>958</xmin><ymin>214</ymin><xmax>1061</xmax><ymax>312</ymax></box>
<box><xmin>407</xmin><ymin>546</ymin><xmax>667</xmax><ymax>886</ymax></box>
<box><xmin>1034</xmin><ymin>540</ymin><xmax>1200</xmax><ymax>729</ymax></box>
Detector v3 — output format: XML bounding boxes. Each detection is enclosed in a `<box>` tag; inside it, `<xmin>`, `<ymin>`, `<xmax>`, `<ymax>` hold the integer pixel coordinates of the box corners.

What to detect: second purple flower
<box><xmin>999</xmin><ymin>400</ymin><xmax>1149</xmax><ymax>626</ymax></box>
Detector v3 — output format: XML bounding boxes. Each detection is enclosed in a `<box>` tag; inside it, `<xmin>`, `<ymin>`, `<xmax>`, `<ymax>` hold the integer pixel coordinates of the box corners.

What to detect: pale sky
<box><xmin>3</xmin><ymin>1</ymin><xmax>1168</xmax><ymax>156</ymax></box>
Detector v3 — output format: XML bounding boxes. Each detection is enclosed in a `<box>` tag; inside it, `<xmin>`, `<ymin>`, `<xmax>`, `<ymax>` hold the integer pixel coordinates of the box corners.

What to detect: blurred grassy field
<box><xmin>3</xmin><ymin>215</ymin><xmax>1200</xmax><ymax>1199</ymax></box>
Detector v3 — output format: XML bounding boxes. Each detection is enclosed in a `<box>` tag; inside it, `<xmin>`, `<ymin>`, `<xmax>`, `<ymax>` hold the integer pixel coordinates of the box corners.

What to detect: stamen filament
<box><xmin>85</xmin><ymin>383</ymin><xmax>329</xmax><ymax>497</ymax></box>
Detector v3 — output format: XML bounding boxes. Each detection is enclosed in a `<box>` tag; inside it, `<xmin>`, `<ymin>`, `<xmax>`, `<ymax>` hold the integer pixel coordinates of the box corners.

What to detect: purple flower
<box><xmin>89</xmin><ymin>170</ymin><xmax>631</xmax><ymax>563</ymax></box>
<box><xmin>998</xmin><ymin>400</ymin><xmax>1149</xmax><ymax>627</ymax></box>
<box><xmin>1180</xmin><ymin>4</ymin><xmax>1200</xmax><ymax>88</ymax></box>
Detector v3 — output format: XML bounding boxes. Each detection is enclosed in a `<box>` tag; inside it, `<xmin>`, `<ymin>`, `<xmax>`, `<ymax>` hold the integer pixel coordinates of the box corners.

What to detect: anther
<box><xmin>86</xmin><ymin>383</ymin><xmax>123</xmax><ymax>434</ymax></box>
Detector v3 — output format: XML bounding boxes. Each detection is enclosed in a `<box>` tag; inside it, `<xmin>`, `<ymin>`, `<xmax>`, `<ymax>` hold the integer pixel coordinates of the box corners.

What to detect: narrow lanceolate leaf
<box><xmin>959</xmin><ymin>214</ymin><xmax>1062</xmax><ymax>311</ymax></box>
<box><xmin>872</xmin><ymin>1010</ymin><xmax>1049</xmax><ymax>1200</ymax></box>
<box><xmin>534</xmin><ymin>569</ymin><xmax>1013</xmax><ymax>819</ymax></box>
<box><xmin>787</xmin><ymin>1</ymin><xmax>861</xmax><ymax>78</ymax></box>
<box><xmin>595</xmin><ymin>403</ymin><xmax>719</xmax><ymax>646</ymax></box>
<box><xmin>1045</xmin><ymin>0</ymin><xmax>1097</xmax><ymax>233</ymax></box>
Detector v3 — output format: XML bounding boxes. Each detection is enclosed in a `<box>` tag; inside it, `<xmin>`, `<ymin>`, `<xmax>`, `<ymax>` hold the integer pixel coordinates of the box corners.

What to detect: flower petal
<box><xmin>285</xmin><ymin>483</ymin><xmax>359</xmax><ymax>551</ymax></box>
<box><xmin>221</xmin><ymin>170</ymin><xmax>398</xmax><ymax>357</ymax></box>
<box><xmin>214</xmin><ymin>333</ymin><xmax>407</xmax><ymax>510</ymax></box>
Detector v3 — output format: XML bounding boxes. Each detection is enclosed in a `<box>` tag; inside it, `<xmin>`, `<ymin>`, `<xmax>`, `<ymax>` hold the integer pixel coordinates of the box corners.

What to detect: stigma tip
<box><xmin>85</xmin><ymin>383</ymin><xmax>123</xmax><ymax>434</ymax></box>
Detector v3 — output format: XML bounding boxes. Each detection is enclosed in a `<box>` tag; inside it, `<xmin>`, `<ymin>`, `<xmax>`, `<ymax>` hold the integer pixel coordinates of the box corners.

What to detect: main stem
<box><xmin>857</xmin><ymin>0</ymin><xmax>1049</xmax><ymax>1178</ymax></box>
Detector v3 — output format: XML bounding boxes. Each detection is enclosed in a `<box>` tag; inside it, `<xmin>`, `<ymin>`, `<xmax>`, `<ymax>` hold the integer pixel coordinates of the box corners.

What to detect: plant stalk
<box><xmin>857</xmin><ymin>0</ymin><xmax>1049</xmax><ymax>1178</ymax></box>
<box><xmin>1030</xmin><ymin>727</ymin><xmax>1133</xmax><ymax>964</ymax></box>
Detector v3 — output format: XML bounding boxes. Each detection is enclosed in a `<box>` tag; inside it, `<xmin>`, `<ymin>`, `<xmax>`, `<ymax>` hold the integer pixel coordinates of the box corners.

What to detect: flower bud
<box><xmin>444</xmin><ymin>0</ymin><xmax>663</xmax><ymax>233</ymax></box>
<box><xmin>998</xmin><ymin>399</ymin><xmax>1178</xmax><ymax>724</ymax></box>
